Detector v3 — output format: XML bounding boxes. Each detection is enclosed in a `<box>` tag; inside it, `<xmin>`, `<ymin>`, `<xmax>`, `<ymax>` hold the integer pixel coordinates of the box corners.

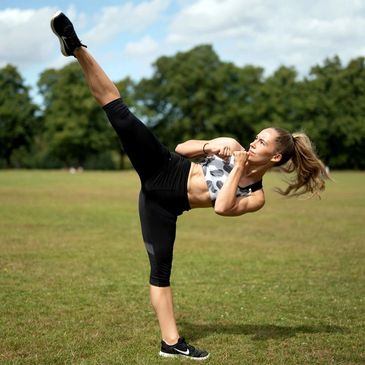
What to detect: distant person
<box><xmin>51</xmin><ymin>12</ymin><xmax>328</xmax><ymax>360</ymax></box>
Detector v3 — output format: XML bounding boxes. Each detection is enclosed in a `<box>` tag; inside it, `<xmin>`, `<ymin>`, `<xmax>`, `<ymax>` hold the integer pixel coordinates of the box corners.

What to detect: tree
<box><xmin>135</xmin><ymin>45</ymin><xmax>223</xmax><ymax>147</ymax></box>
<box><xmin>0</xmin><ymin>65</ymin><xmax>38</xmax><ymax>167</ymax></box>
<box><xmin>2</xmin><ymin>47</ymin><xmax>363</xmax><ymax>170</ymax></box>
<box><xmin>253</xmin><ymin>65</ymin><xmax>305</xmax><ymax>132</ymax></box>
<box><xmin>134</xmin><ymin>45</ymin><xmax>263</xmax><ymax>150</ymax></box>
<box><xmin>38</xmin><ymin>62</ymin><xmax>117</xmax><ymax>168</ymax></box>
<box><xmin>303</xmin><ymin>56</ymin><xmax>365</xmax><ymax>168</ymax></box>
<box><xmin>221</xmin><ymin>64</ymin><xmax>264</xmax><ymax>147</ymax></box>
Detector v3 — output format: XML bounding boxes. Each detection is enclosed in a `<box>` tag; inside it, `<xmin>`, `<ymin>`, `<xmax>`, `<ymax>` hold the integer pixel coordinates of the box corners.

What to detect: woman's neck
<box><xmin>243</xmin><ymin>162</ymin><xmax>271</xmax><ymax>182</ymax></box>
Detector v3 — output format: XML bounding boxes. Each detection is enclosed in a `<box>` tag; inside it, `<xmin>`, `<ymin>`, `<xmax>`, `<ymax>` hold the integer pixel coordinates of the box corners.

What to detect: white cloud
<box><xmin>0</xmin><ymin>7</ymin><xmax>57</xmax><ymax>66</ymax></box>
<box><xmin>165</xmin><ymin>0</ymin><xmax>365</xmax><ymax>75</ymax></box>
<box><xmin>167</xmin><ymin>0</ymin><xmax>267</xmax><ymax>43</ymax></box>
<box><xmin>85</xmin><ymin>0</ymin><xmax>170</xmax><ymax>43</ymax></box>
<box><xmin>108</xmin><ymin>35</ymin><xmax>163</xmax><ymax>82</ymax></box>
<box><xmin>0</xmin><ymin>6</ymin><xmax>87</xmax><ymax>69</ymax></box>
<box><xmin>2</xmin><ymin>0</ymin><xmax>365</xmax><ymax>99</ymax></box>
<box><xmin>124</xmin><ymin>35</ymin><xmax>159</xmax><ymax>56</ymax></box>
<box><xmin>0</xmin><ymin>1</ymin><xmax>170</xmax><ymax>76</ymax></box>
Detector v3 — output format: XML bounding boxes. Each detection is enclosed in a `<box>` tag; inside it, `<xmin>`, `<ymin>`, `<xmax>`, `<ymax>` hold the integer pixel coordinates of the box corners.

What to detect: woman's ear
<box><xmin>271</xmin><ymin>153</ymin><xmax>282</xmax><ymax>163</ymax></box>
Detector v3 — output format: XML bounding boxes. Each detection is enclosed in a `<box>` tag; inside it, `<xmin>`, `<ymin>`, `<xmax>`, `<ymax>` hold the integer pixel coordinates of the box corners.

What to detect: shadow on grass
<box><xmin>180</xmin><ymin>322</ymin><xmax>346</xmax><ymax>341</ymax></box>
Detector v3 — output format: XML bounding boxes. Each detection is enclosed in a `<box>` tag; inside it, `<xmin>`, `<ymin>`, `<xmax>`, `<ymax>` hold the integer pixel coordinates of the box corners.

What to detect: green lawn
<box><xmin>0</xmin><ymin>170</ymin><xmax>364</xmax><ymax>365</ymax></box>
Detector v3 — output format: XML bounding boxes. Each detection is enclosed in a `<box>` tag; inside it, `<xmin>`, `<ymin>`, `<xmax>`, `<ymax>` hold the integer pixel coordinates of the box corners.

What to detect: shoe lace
<box><xmin>63</xmin><ymin>24</ymin><xmax>77</xmax><ymax>38</ymax></box>
<box><xmin>63</xmin><ymin>24</ymin><xmax>86</xmax><ymax>50</ymax></box>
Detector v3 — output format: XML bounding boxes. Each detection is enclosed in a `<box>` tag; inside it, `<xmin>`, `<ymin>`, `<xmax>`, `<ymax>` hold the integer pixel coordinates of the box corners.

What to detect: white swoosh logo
<box><xmin>174</xmin><ymin>348</ymin><xmax>190</xmax><ymax>355</ymax></box>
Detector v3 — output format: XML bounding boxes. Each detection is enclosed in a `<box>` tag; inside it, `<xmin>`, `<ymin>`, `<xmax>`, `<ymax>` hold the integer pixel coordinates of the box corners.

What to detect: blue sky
<box><xmin>1</xmin><ymin>0</ymin><xmax>365</xmax><ymax>102</ymax></box>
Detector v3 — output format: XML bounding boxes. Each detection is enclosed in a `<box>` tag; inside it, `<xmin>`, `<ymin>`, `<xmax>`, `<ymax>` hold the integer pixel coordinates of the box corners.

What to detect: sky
<box><xmin>1</xmin><ymin>0</ymin><xmax>365</xmax><ymax>102</ymax></box>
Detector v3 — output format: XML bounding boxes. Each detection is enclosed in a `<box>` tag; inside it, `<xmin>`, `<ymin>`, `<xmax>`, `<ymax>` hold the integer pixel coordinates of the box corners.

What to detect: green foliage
<box><xmin>133</xmin><ymin>49</ymin><xmax>365</xmax><ymax>168</ymax></box>
<box><xmin>135</xmin><ymin>45</ymin><xmax>264</xmax><ymax>149</ymax></box>
<box><xmin>254</xmin><ymin>66</ymin><xmax>303</xmax><ymax>131</ymax></box>
<box><xmin>0</xmin><ymin>65</ymin><xmax>38</xmax><ymax>167</ymax></box>
<box><xmin>37</xmin><ymin>62</ymin><xmax>123</xmax><ymax>168</ymax></box>
<box><xmin>1</xmin><ymin>48</ymin><xmax>365</xmax><ymax>169</ymax></box>
<box><xmin>303</xmin><ymin>56</ymin><xmax>365</xmax><ymax>168</ymax></box>
<box><xmin>135</xmin><ymin>45</ymin><xmax>223</xmax><ymax>144</ymax></box>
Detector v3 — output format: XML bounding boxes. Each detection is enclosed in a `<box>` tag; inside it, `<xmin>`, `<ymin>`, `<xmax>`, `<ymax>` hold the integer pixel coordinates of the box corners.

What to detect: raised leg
<box><xmin>74</xmin><ymin>47</ymin><xmax>120</xmax><ymax>106</ymax></box>
<box><xmin>74</xmin><ymin>48</ymin><xmax>170</xmax><ymax>182</ymax></box>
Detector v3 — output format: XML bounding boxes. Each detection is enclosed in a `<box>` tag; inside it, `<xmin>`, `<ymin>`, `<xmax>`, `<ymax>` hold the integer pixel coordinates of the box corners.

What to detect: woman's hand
<box><xmin>175</xmin><ymin>137</ymin><xmax>244</xmax><ymax>159</ymax></box>
<box><xmin>205</xmin><ymin>140</ymin><xmax>245</xmax><ymax>160</ymax></box>
<box><xmin>232</xmin><ymin>150</ymin><xmax>249</xmax><ymax>169</ymax></box>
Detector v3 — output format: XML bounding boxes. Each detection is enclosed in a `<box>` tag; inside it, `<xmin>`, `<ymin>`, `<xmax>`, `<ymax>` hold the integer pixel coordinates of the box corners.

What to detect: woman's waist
<box><xmin>143</xmin><ymin>152</ymin><xmax>190</xmax><ymax>191</ymax></box>
<box><xmin>141</xmin><ymin>153</ymin><xmax>192</xmax><ymax>214</ymax></box>
<box><xmin>187</xmin><ymin>162</ymin><xmax>213</xmax><ymax>208</ymax></box>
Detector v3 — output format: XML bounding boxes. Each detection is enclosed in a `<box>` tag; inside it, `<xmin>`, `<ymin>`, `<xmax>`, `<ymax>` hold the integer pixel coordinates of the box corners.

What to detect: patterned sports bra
<box><xmin>199</xmin><ymin>155</ymin><xmax>263</xmax><ymax>201</ymax></box>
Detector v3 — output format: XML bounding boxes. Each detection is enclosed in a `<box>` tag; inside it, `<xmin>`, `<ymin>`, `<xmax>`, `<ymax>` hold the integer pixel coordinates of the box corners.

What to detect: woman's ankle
<box><xmin>162</xmin><ymin>335</ymin><xmax>180</xmax><ymax>346</ymax></box>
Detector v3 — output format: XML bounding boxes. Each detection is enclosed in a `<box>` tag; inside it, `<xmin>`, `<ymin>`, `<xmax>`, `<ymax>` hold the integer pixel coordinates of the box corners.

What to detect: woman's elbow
<box><xmin>214</xmin><ymin>203</ymin><xmax>232</xmax><ymax>216</ymax></box>
<box><xmin>215</xmin><ymin>207</ymin><xmax>243</xmax><ymax>217</ymax></box>
<box><xmin>214</xmin><ymin>206</ymin><xmax>224</xmax><ymax>215</ymax></box>
<box><xmin>175</xmin><ymin>143</ymin><xmax>184</xmax><ymax>154</ymax></box>
<box><xmin>214</xmin><ymin>200</ymin><xmax>248</xmax><ymax>216</ymax></box>
<box><xmin>215</xmin><ymin>209</ymin><xmax>228</xmax><ymax>216</ymax></box>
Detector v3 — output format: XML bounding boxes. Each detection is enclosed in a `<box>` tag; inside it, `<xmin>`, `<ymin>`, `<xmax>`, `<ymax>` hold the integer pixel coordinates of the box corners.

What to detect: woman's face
<box><xmin>248</xmin><ymin>128</ymin><xmax>282</xmax><ymax>165</ymax></box>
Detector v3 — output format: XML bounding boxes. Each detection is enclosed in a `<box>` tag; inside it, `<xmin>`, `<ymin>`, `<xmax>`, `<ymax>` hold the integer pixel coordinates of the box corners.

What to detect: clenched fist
<box><xmin>232</xmin><ymin>150</ymin><xmax>249</xmax><ymax>169</ymax></box>
<box><xmin>205</xmin><ymin>140</ymin><xmax>245</xmax><ymax>160</ymax></box>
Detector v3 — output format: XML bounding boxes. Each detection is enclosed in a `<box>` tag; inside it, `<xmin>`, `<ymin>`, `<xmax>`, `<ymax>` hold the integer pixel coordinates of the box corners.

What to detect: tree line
<box><xmin>1</xmin><ymin>45</ymin><xmax>364</xmax><ymax>170</ymax></box>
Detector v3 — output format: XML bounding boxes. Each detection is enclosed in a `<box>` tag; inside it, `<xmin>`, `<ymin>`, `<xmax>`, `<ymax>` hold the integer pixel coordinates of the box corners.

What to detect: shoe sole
<box><xmin>159</xmin><ymin>351</ymin><xmax>210</xmax><ymax>360</ymax></box>
<box><xmin>50</xmin><ymin>10</ymin><xmax>69</xmax><ymax>56</ymax></box>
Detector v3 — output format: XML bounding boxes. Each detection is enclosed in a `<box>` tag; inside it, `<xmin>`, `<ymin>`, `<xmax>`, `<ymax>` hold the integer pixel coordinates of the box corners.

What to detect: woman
<box><xmin>51</xmin><ymin>12</ymin><xmax>328</xmax><ymax>360</ymax></box>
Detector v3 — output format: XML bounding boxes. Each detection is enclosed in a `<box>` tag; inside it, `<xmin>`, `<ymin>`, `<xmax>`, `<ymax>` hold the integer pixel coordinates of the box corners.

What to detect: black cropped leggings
<box><xmin>103</xmin><ymin>98</ymin><xmax>191</xmax><ymax>287</ymax></box>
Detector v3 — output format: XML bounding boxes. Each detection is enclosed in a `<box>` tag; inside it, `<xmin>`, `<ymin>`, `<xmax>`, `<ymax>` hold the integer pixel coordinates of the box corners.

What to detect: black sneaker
<box><xmin>159</xmin><ymin>337</ymin><xmax>209</xmax><ymax>360</ymax></box>
<box><xmin>50</xmin><ymin>11</ymin><xmax>86</xmax><ymax>56</ymax></box>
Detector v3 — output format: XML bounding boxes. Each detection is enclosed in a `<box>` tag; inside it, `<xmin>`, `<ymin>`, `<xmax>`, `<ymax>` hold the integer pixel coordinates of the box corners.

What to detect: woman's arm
<box><xmin>214</xmin><ymin>151</ymin><xmax>265</xmax><ymax>216</ymax></box>
<box><xmin>175</xmin><ymin>140</ymin><xmax>209</xmax><ymax>158</ymax></box>
<box><xmin>175</xmin><ymin>137</ymin><xmax>245</xmax><ymax>159</ymax></box>
<box><xmin>215</xmin><ymin>191</ymin><xmax>265</xmax><ymax>216</ymax></box>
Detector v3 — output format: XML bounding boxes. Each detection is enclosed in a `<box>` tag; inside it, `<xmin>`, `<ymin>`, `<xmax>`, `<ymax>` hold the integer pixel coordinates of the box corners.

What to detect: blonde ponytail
<box><xmin>273</xmin><ymin>129</ymin><xmax>329</xmax><ymax>197</ymax></box>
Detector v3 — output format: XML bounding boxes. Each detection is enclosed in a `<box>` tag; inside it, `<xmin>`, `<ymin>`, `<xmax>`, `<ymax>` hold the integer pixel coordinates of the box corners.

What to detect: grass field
<box><xmin>0</xmin><ymin>170</ymin><xmax>364</xmax><ymax>365</ymax></box>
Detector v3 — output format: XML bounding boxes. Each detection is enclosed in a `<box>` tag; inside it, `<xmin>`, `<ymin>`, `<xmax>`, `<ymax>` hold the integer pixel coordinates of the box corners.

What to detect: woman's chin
<box><xmin>247</xmin><ymin>153</ymin><xmax>256</xmax><ymax>162</ymax></box>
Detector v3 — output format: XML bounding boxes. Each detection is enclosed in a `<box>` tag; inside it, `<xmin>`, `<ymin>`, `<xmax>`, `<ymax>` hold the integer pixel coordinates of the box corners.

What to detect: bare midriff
<box><xmin>187</xmin><ymin>162</ymin><xmax>213</xmax><ymax>209</ymax></box>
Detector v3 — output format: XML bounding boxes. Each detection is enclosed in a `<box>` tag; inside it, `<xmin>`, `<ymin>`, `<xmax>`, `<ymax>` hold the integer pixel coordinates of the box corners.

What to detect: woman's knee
<box><xmin>147</xmin><ymin>253</ymin><xmax>172</xmax><ymax>287</ymax></box>
<box><xmin>103</xmin><ymin>98</ymin><xmax>135</xmax><ymax>134</ymax></box>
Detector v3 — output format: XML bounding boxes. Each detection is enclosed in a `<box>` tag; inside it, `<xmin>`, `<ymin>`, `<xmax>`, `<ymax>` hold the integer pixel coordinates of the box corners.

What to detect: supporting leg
<box><xmin>150</xmin><ymin>285</ymin><xmax>180</xmax><ymax>345</ymax></box>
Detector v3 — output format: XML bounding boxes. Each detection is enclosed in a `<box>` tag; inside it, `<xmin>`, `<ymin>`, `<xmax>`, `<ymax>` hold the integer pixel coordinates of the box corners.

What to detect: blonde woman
<box><xmin>51</xmin><ymin>12</ymin><xmax>328</xmax><ymax>360</ymax></box>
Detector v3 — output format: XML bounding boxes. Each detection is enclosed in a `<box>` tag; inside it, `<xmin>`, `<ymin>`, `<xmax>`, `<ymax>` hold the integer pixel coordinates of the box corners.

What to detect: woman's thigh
<box><xmin>103</xmin><ymin>98</ymin><xmax>170</xmax><ymax>182</ymax></box>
